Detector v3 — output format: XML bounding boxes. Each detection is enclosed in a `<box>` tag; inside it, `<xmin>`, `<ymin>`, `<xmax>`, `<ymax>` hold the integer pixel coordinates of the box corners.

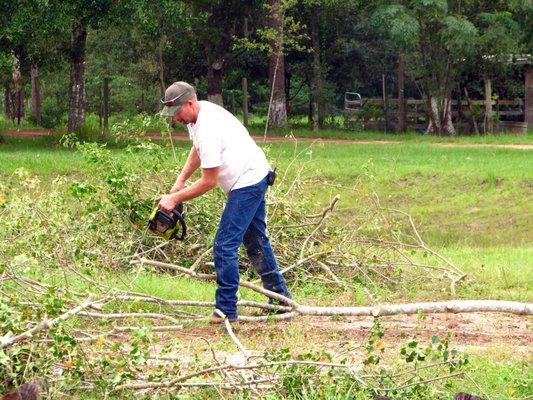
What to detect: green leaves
<box><xmin>440</xmin><ymin>15</ymin><xmax>477</xmax><ymax>54</ymax></box>
<box><xmin>411</xmin><ymin>0</ymin><xmax>448</xmax><ymax>18</ymax></box>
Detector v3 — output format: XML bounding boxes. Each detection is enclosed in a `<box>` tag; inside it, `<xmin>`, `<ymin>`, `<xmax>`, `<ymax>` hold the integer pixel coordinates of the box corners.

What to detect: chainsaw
<box><xmin>147</xmin><ymin>202</ymin><xmax>187</xmax><ymax>241</ymax></box>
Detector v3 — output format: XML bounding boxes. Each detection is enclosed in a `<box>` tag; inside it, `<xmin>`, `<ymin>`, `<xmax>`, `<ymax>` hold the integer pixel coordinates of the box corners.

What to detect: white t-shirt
<box><xmin>187</xmin><ymin>101</ymin><xmax>271</xmax><ymax>194</ymax></box>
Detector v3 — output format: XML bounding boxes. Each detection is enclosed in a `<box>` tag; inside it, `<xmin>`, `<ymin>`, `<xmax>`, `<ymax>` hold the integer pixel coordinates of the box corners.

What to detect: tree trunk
<box><xmin>30</xmin><ymin>65</ymin><xmax>41</xmax><ymax>124</ymax></box>
<box><xmin>12</xmin><ymin>51</ymin><xmax>24</xmax><ymax>125</ymax></box>
<box><xmin>426</xmin><ymin>96</ymin><xmax>455</xmax><ymax>136</ymax></box>
<box><xmin>310</xmin><ymin>11</ymin><xmax>323</xmax><ymax>131</ymax></box>
<box><xmin>230</xmin><ymin>91</ymin><xmax>236</xmax><ymax>115</ymax></box>
<box><xmin>207</xmin><ymin>53</ymin><xmax>224</xmax><ymax>107</ymax></box>
<box><xmin>463</xmin><ymin>88</ymin><xmax>479</xmax><ymax>135</ymax></box>
<box><xmin>267</xmin><ymin>0</ymin><xmax>287</xmax><ymax>129</ymax></box>
<box><xmin>3</xmin><ymin>84</ymin><xmax>14</xmax><ymax>120</ymax></box>
<box><xmin>103</xmin><ymin>77</ymin><xmax>110</xmax><ymax>130</ymax></box>
<box><xmin>158</xmin><ymin>35</ymin><xmax>167</xmax><ymax>94</ymax></box>
<box><xmin>67</xmin><ymin>23</ymin><xmax>87</xmax><ymax>133</ymax></box>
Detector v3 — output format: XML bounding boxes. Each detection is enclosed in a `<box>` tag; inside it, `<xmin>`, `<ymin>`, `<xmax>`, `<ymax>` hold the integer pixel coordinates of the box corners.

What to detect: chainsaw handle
<box><xmin>172</xmin><ymin>212</ymin><xmax>187</xmax><ymax>241</ymax></box>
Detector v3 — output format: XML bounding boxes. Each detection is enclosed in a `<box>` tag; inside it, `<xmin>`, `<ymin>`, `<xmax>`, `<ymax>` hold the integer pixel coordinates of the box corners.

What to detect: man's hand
<box><xmin>158</xmin><ymin>193</ymin><xmax>179</xmax><ymax>214</ymax></box>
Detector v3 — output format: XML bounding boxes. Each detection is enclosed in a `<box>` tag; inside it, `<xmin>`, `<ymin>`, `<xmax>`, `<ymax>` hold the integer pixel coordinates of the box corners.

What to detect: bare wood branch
<box><xmin>137</xmin><ymin>258</ymin><xmax>299</xmax><ymax>308</ymax></box>
<box><xmin>297</xmin><ymin>300</ymin><xmax>533</xmax><ymax>317</ymax></box>
<box><xmin>189</xmin><ymin>246</ymin><xmax>213</xmax><ymax>272</ymax></box>
<box><xmin>387</xmin><ymin>208</ymin><xmax>466</xmax><ymax>278</ymax></box>
<box><xmin>214</xmin><ymin>309</ymin><xmax>249</xmax><ymax>356</ymax></box>
<box><xmin>378</xmin><ymin>371</ymin><xmax>464</xmax><ymax>392</ymax></box>
<box><xmin>77</xmin><ymin>311</ymin><xmax>185</xmax><ymax>324</ymax></box>
<box><xmin>115</xmin><ymin>359</ymin><xmax>365</xmax><ymax>391</ymax></box>
<box><xmin>0</xmin><ymin>296</ymin><xmax>107</xmax><ymax>348</ymax></box>
<box><xmin>276</xmin><ymin>251</ymin><xmax>328</xmax><ymax>277</ymax></box>
<box><xmin>299</xmin><ymin>195</ymin><xmax>340</xmax><ymax>261</ymax></box>
<box><xmin>137</xmin><ymin>259</ymin><xmax>532</xmax><ymax>317</ymax></box>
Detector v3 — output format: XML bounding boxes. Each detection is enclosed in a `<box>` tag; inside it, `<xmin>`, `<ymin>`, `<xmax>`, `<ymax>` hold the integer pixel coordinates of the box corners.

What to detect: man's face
<box><xmin>172</xmin><ymin>100</ymin><xmax>195</xmax><ymax>124</ymax></box>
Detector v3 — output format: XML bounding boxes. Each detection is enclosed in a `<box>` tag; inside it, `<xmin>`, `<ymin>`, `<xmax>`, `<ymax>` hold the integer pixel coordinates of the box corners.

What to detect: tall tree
<box><xmin>1</xmin><ymin>0</ymin><xmax>70</xmax><ymax>124</ymax></box>
<box><xmin>185</xmin><ymin>0</ymin><xmax>251</xmax><ymax>107</ymax></box>
<box><xmin>45</xmin><ymin>0</ymin><xmax>135</xmax><ymax>132</ymax></box>
<box><xmin>267</xmin><ymin>0</ymin><xmax>288</xmax><ymax>128</ymax></box>
<box><xmin>374</xmin><ymin>0</ymin><xmax>524</xmax><ymax>136</ymax></box>
<box><xmin>0</xmin><ymin>52</ymin><xmax>13</xmax><ymax>118</ymax></box>
<box><xmin>132</xmin><ymin>0</ymin><xmax>191</xmax><ymax>98</ymax></box>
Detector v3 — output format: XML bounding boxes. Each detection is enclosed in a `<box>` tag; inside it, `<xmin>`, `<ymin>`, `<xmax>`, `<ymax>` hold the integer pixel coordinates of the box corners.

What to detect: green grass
<box><xmin>3</xmin><ymin>137</ymin><xmax>531</xmax><ymax>247</ymax></box>
<box><xmin>1</xmin><ymin>135</ymin><xmax>531</xmax><ymax>399</ymax></box>
<box><xmin>255</xmin><ymin>127</ymin><xmax>533</xmax><ymax>144</ymax></box>
<box><xmin>2</xmin><ymin>136</ymin><xmax>531</xmax><ymax>302</ymax></box>
<box><xmin>0</xmin><ymin>114</ymin><xmax>42</xmax><ymax>130</ymax></box>
<box><xmin>445</xmin><ymin>356</ymin><xmax>533</xmax><ymax>399</ymax></box>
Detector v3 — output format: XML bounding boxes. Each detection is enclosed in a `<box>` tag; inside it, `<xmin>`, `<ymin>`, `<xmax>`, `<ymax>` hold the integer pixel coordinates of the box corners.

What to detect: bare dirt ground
<box><xmin>5</xmin><ymin>129</ymin><xmax>533</xmax><ymax>150</ymax></box>
<box><xmin>169</xmin><ymin>312</ymin><xmax>532</xmax><ymax>360</ymax></box>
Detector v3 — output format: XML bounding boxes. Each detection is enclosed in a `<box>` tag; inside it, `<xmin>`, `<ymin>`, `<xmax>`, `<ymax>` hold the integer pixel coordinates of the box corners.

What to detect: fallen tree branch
<box><xmin>277</xmin><ymin>251</ymin><xmax>328</xmax><ymax>277</ymax></box>
<box><xmin>214</xmin><ymin>309</ymin><xmax>249</xmax><ymax>356</ymax></box>
<box><xmin>138</xmin><ymin>258</ymin><xmax>533</xmax><ymax>317</ymax></box>
<box><xmin>115</xmin><ymin>359</ymin><xmax>365</xmax><ymax>391</ymax></box>
<box><xmin>387</xmin><ymin>208</ymin><xmax>466</xmax><ymax>279</ymax></box>
<box><xmin>299</xmin><ymin>195</ymin><xmax>340</xmax><ymax>262</ymax></box>
<box><xmin>378</xmin><ymin>371</ymin><xmax>464</xmax><ymax>392</ymax></box>
<box><xmin>77</xmin><ymin>311</ymin><xmax>185</xmax><ymax>324</ymax></box>
<box><xmin>189</xmin><ymin>246</ymin><xmax>213</xmax><ymax>272</ymax></box>
<box><xmin>0</xmin><ymin>296</ymin><xmax>108</xmax><ymax>348</ymax></box>
<box><xmin>136</xmin><ymin>258</ymin><xmax>300</xmax><ymax>308</ymax></box>
<box><xmin>297</xmin><ymin>300</ymin><xmax>533</xmax><ymax>316</ymax></box>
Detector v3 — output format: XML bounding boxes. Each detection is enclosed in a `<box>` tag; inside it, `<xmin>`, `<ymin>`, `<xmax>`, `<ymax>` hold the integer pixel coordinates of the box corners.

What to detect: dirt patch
<box><xmin>5</xmin><ymin>129</ymin><xmax>532</xmax><ymax>150</ymax></box>
<box><xmin>5</xmin><ymin>129</ymin><xmax>51</xmax><ymax>137</ymax></box>
<box><xmin>171</xmin><ymin>312</ymin><xmax>532</xmax><ymax>356</ymax></box>
<box><xmin>140</xmin><ymin>312</ymin><xmax>532</xmax><ymax>373</ymax></box>
<box><xmin>302</xmin><ymin>313</ymin><xmax>532</xmax><ymax>347</ymax></box>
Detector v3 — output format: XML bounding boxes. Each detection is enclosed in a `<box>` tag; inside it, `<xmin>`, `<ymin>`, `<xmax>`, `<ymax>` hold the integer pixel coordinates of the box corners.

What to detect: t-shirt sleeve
<box><xmin>197</xmin><ymin>130</ymin><xmax>222</xmax><ymax>169</ymax></box>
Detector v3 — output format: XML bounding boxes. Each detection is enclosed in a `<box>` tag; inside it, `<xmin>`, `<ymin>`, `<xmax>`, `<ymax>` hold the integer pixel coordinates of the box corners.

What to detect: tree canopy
<box><xmin>0</xmin><ymin>0</ymin><xmax>530</xmax><ymax>135</ymax></box>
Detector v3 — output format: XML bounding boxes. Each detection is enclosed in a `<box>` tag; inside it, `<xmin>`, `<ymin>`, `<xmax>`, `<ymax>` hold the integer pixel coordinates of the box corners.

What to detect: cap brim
<box><xmin>160</xmin><ymin>105</ymin><xmax>180</xmax><ymax>117</ymax></box>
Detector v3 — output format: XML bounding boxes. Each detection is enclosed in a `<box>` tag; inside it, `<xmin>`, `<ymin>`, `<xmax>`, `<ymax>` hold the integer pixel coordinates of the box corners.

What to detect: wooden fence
<box><xmin>344</xmin><ymin>94</ymin><xmax>526</xmax><ymax>132</ymax></box>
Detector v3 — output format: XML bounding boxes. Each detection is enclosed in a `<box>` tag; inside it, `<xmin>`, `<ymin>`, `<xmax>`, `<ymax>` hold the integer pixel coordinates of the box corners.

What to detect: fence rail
<box><xmin>344</xmin><ymin>96</ymin><xmax>525</xmax><ymax>132</ymax></box>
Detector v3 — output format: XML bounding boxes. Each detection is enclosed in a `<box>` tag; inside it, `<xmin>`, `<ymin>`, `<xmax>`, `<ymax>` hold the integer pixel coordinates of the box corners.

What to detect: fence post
<box><xmin>526</xmin><ymin>66</ymin><xmax>533</xmax><ymax>130</ymax></box>
<box><xmin>103</xmin><ymin>77</ymin><xmax>110</xmax><ymax>130</ymax></box>
<box><xmin>242</xmin><ymin>77</ymin><xmax>249</xmax><ymax>128</ymax></box>
<box><xmin>231</xmin><ymin>91</ymin><xmax>236</xmax><ymax>115</ymax></box>
<box><xmin>398</xmin><ymin>55</ymin><xmax>406</xmax><ymax>132</ymax></box>
<box><xmin>484</xmin><ymin>79</ymin><xmax>493</xmax><ymax>134</ymax></box>
<box><xmin>382</xmin><ymin>74</ymin><xmax>389</xmax><ymax>133</ymax></box>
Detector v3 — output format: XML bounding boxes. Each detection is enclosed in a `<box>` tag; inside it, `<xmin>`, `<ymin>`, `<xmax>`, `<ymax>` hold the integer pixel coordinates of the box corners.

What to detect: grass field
<box><xmin>1</xmin><ymin>135</ymin><xmax>531</xmax><ymax>398</ymax></box>
<box><xmin>1</xmin><ymin>136</ymin><xmax>532</xmax><ymax>299</ymax></box>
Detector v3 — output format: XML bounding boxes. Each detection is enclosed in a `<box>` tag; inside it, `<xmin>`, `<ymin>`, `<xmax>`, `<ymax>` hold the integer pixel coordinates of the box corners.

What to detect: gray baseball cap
<box><xmin>160</xmin><ymin>81</ymin><xmax>196</xmax><ymax>116</ymax></box>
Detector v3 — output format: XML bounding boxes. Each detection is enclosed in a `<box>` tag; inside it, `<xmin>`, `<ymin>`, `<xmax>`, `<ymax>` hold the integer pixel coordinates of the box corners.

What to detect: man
<box><xmin>159</xmin><ymin>81</ymin><xmax>291</xmax><ymax>323</ymax></box>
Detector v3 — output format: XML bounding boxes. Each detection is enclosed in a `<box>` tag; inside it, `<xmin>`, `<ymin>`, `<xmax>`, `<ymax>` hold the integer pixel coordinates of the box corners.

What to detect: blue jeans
<box><xmin>213</xmin><ymin>175</ymin><xmax>291</xmax><ymax>319</ymax></box>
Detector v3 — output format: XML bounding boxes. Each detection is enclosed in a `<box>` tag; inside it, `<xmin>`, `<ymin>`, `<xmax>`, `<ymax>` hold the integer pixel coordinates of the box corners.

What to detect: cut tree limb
<box><xmin>138</xmin><ymin>258</ymin><xmax>533</xmax><ymax>317</ymax></box>
<box><xmin>297</xmin><ymin>300</ymin><xmax>533</xmax><ymax>316</ymax></box>
<box><xmin>0</xmin><ymin>296</ymin><xmax>107</xmax><ymax>348</ymax></box>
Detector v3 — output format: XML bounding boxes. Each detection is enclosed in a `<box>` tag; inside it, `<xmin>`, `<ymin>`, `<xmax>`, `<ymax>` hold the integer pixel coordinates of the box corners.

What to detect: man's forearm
<box><xmin>173</xmin><ymin>147</ymin><xmax>200</xmax><ymax>189</ymax></box>
<box><xmin>168</xmin><ymin>176</ymin><xmax>217</xmax><ymax>203</ymax></box>
<box><xmin>159</xmin><ymin>166</ymin><xmax>219</xmax><ymax>213</ymax></box>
